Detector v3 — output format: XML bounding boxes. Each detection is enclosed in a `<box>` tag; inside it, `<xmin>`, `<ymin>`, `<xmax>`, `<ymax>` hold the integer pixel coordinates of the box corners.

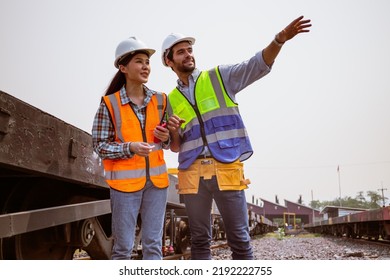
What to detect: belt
<box><xmin>196</xmin><ymin>155</ymin><xmax>213</xmax><ymax>159</ymax></box>
<box><xmin>195</xmin><ymin>156</ymin><xmax>214</xmax><ymax>165</ymax></box>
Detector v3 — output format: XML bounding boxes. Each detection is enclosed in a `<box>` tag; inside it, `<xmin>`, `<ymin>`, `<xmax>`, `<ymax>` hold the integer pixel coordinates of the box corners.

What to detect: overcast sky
<box><xmin>1</xmin><ymin>0</ymin><xmax>389</xmax><ymax>205</ymax></box>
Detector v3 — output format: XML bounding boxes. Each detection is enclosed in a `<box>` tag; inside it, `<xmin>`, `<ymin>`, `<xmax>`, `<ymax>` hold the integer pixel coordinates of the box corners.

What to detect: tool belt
<box><xmin>177</xmin><ymin>158</ymin><xmax>251</xmax><ymax>194</ymax></box>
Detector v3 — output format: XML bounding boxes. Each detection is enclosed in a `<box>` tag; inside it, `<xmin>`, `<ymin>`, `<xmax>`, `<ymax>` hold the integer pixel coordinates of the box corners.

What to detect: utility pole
<box><xmin>311</xmin><ymin>189</ymin><xmax>315</xmax><ymax>223</ymax></box>
<box><xmin>378</xmin><ymin>182</ymin><xmax>387</xmax><ymax>207</ymax></box>
<box><xmin>337</xmin><ymin>165</ymin><xmax>342</xmax><ymax>206</ymax></box>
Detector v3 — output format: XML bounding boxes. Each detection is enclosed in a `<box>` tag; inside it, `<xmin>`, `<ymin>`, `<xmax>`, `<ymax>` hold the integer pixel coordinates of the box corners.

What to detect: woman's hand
<box><xmin>153</xmin><ymin>123</ymin><xmax>170</xmax><ymax>143</ymax></box>
<box><xmin>130</xmin><ymin>142</ymin><xmax>155</xmax><ymax>157</ymax></box>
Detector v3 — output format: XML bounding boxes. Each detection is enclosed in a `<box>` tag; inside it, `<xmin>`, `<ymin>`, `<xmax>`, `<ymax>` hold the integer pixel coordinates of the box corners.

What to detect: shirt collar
<box><xmin>119</xmin><ymin>85</ymin><xmax>154</xmax><ymax>106</ymax></box>
<box><xmin>177</xmin><ymin>68</ymin><xmax>201</xmax><ymax>89</ymax></box>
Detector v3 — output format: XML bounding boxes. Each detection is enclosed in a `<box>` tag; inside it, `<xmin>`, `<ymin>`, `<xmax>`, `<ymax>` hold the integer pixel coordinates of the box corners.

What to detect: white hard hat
<box><xmin>114</xmin><ymin>36</ymin><xmax>155</xmax><ymax>69</ymax></box>
<box><xmin>161</xmin><ymin>33</ymin><xmax>195</xmax><ymax>67</ymax></box>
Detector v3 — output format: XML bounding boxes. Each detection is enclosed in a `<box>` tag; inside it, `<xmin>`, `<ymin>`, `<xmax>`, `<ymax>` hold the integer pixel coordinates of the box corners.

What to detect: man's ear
<box><xmin>165</xmin><ymin>57</ymin><xmax>173</xmax><ymax>67</ymax></box>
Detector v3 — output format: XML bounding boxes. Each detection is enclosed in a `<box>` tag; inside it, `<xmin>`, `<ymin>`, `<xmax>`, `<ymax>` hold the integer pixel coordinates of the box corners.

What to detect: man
<box><xmin>163</xmin><ymin>16</ymin><xmax>311</xmax><ymax>259</ymax></box>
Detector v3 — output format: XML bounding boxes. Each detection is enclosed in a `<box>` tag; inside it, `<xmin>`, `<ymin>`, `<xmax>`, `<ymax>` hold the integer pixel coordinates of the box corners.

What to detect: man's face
<box><xmin>167</xmin><ymin>41</ymin><xmax>196</xmax><ymax>73</ymax></box>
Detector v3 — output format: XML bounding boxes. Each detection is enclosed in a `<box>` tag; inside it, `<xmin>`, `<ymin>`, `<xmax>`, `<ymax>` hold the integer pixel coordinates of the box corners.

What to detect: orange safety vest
<box><xmin>102</xmin><ymin>91</ymin><xmax>169</xmax><ymax>192</ymax></box>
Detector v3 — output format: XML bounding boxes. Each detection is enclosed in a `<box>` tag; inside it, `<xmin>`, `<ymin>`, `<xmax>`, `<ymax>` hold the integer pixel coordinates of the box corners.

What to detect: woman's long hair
<box><xmin>104</xmin><ymin>51</ymin><xmax>149</xmax><ymax>96</ymax></box>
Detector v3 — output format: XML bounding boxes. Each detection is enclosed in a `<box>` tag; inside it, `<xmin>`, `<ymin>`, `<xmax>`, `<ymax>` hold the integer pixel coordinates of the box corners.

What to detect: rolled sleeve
<box><xmin>219</xmin><ymin>51</ymin><xmax>272</xmax><ymax>96</ymax></box>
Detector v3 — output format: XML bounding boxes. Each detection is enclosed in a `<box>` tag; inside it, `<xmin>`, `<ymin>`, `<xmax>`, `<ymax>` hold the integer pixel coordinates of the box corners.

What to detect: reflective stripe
<box><xmin>180</xmin><ymin>137</ymin><xmax>204</xmax><ymax>153</ymax></box>
<box><xmin>107</xmin><ymin>94</ymin><xmax>125</xmax><ymax>142</ymax></box>
<box><xmin>209</xmin><ymin>69</ymin><xmax>228</xmax><ymax>108</ymax></box>
<box><xmin>166</xmin><ymin>100</ymin><xmax>173</xmax><ymax>119</ymax></box>
<box><xmin>202</xmin><ymin>107</ymin><xmax>240</xmax><ymax>122</ymax></box>
<box><xmin>106</xmin><ymin>163</ymin><xmax>167</xmax><ymax>180</ymax></box>
<box><xmin>207</xmin><ymin>128</ymin><xmax>248</xmax><ymax>144</ymax></box>
<box><xmin>180</xmin><ymin>128</ymin><xmax>247</xmax><ymax>153</ymax></box>
<box><xmin>105</xmin><ymin>168</ymin><xmax>145</xmax><ymax>180</ymax></box>
<box><xmin>155</xmin><ymin>92</ymin><xmax>165</xmax><ymax>122</ymax></box>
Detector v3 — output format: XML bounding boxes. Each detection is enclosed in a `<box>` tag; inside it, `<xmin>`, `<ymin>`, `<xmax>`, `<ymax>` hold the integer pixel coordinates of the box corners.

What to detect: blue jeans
<box><xmin>183</xmin><ymin>176</ymin><xmax>253</xmax><ymax>260</ymax></box>
<box><xmin>110</xmin><ymin>181</ymin><xmax>168</xmax><ymax>260</ymax></box>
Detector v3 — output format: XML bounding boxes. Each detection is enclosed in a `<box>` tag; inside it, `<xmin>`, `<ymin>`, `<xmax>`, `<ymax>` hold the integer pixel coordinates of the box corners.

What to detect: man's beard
<box><xmin>176</xmin><ymin>59</ymin><xmax>196</xmax><ymax>73</ymax></box>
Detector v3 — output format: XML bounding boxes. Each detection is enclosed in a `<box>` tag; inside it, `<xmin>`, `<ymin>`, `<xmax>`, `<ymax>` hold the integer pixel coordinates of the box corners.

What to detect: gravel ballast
<box><xmin>211</xmin><ymin>233</ymin><xmax>390</xmax><ymax>260</ymax></box>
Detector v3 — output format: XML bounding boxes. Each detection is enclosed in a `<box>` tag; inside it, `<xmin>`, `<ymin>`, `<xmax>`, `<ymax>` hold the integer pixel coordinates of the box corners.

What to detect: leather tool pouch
<box><xmin>177</xmin><ymin>164</ymin><xmax>200</xmax><ymax>194</ymax></box>
<box><xmin>178</xmin><ymin>159</ymin><xmax>250</xmax><ymax>194</ymax></box>
<box><xmin>215</xmin><ymin>160</ymin><xmax>249</xmax><ymax>191</ymax></box>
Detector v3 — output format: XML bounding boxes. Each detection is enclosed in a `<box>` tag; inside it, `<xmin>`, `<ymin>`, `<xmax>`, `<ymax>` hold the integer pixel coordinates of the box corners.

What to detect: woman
<box><xmin>92</xmin><ymin>36</ymin><xmax>170</xmax><ymax>260</ymax></box>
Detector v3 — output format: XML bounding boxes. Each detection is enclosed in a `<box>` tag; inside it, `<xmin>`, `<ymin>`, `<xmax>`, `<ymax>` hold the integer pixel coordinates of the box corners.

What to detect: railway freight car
<box><xmin>247</xmin><ymin>202</ymin><xmax>277</xmax><ymax>236</ymax></box>
<box><xmin>304</xmin><ymin>206</ymin><xmax>390</xmax><ymax>240</ymax></box>
<box><xmin>0</xmin><ymin>90</ymin><xmax>187</xmax><ymax>259</ymax></box>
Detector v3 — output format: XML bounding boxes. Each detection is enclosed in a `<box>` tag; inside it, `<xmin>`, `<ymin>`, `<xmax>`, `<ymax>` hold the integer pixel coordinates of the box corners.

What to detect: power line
<box><xmin>246</xmin><ymin>160</ymin><xmax>390</xmax><ymax>170</ymax></box>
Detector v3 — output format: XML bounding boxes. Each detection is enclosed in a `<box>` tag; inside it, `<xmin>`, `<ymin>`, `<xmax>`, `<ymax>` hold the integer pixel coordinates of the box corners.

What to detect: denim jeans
<box><xmin>110</xmin><ymin>180</ymin><xmax>168</xmax><ymax>260</ymax></box>
<box><xmin>183</xmin><ymin>176</ymin><xmax>253</xmax><ymax>260</ymax></box>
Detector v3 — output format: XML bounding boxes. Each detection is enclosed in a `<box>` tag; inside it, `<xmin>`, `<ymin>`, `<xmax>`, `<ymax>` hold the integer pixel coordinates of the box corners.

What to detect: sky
<box><xmin>1</xmin><ymin>0</ymin><xmax>389</xmax><ymax>205</ymax></box>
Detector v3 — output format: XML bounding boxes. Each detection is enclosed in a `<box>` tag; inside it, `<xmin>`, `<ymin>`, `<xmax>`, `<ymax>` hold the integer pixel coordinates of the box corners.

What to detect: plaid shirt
<box><xmin>92</xmin><ymin>85</ymin><xmax>168</xmax><ymax>159</ymax></box>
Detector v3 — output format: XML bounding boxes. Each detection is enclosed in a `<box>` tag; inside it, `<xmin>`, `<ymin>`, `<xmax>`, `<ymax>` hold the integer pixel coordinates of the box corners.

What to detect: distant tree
<box><xmin>366</xmin><ymin>191</ymin><xmax>382</xmax><ymax>209</ymax></box>
<box><xmin>309</xmin><ymin>200</ymin><xmax>321</xmax><ymax>209</ymax></box>
<box><xmin>297</xmin><ymin>189</ymin><xmax>384</xmax><ymax>210</ymax></box>
<box><xmin>356</xmin><ymin>191</ymin><xmax>366</xmax><ymax>204</ymax></box>
<box><xmin>340</xmin><ymin>196</ymin><xmax>364</xmax><ymax>208</ymax></box>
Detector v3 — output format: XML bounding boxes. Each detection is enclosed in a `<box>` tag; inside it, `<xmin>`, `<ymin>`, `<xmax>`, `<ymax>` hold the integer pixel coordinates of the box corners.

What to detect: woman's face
<box><xmin>120</xmin><ymin>52</ymin><xmax>151</xmax><ymax>84</ymax></box>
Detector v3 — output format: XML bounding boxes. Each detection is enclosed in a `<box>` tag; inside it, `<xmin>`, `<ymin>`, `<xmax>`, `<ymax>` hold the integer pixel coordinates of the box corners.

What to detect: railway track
<box><xmin>162</xmin><ymin>241</ymin><xmax>229</xmax><ymax>260</ymax></box>
<box><xmin>341</xmin><ymin>236</ymin><xmax>390</xmax><ymax>248</ymax></box>
<box><xmin>73</xmin><ymin>241</ymin><xmax>230</xmax><ymax>260</ymax></box>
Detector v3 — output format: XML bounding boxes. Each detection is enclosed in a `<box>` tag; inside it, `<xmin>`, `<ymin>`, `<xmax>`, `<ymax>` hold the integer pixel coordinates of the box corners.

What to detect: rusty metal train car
<box><xmin>304</xmin><ymin>206</ymin><xmax>390</xmax><ymax>240</ymax></box>
<box><xmin>0</xmin><ymin>90</ymin><xmax>187</xmax><ymax>259</ymax></box>
<box><xmin>247</xmin><ymin>202</ymin><xmax>278</xmax><ymax>236</ymax></box>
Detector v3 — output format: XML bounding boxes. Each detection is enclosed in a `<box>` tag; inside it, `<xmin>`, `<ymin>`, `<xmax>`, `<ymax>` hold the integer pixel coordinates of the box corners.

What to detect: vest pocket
<box><xmin>216</xmin><ymin>137</ymin><xmax>240</xmax><ymax>149</ymax></box>
<box><xmin>198</xmin><ymin>95</ymin><xmax>219</xmax><ymax>112</ymax></box>
<box><xmin>210</xmin><ymin>117</ymin><xmax>240</xmax><ymax>149</ymax></box>
<box><xmin>211</xmin><ymin>116</ymin><xmax>235</xmax><ymax>129</ymax></box>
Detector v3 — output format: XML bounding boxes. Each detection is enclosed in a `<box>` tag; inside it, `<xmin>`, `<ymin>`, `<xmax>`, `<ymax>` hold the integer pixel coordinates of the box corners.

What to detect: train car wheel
<box><xmin>381</xmin><ymin>228</ymin><xmax>390</xmax><ymax>240</ymax></box>
<box><xmin>0</xmin><ymin>181</ymin><xmax>111</xmax><ymax>260</ymax></box>
<box><xmin>0</xmin><ymin>184</ymin><xmax>74</xmax><ymax>259</ymax></box>
<box><xmin>175</xmin><ymin>220</ymin><xmax>190</xmax><ymax>254</ymax></box>
<box><xmin>2</xmin><ymin>225</ymin><xmax>73</xmax><ymax>260</ymax></box>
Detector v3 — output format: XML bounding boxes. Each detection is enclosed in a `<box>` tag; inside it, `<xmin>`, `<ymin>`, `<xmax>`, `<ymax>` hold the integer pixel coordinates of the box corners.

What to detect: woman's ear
<box><xmin>119</xmin><ymin>64</ymin><xmax>127</xmax><ymax>73</ymax></box>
